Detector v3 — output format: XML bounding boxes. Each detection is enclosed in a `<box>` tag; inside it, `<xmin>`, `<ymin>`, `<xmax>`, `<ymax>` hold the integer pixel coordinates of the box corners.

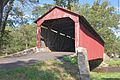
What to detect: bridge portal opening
<box><xmin>40</xmin><ymin>17</ymin><xmax>75</xmax><ymax>52</ymax></box>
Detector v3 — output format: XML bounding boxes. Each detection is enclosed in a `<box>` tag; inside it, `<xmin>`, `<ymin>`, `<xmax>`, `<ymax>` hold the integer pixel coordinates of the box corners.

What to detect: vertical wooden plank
<box><xmin>37</xmin><ymin>26</ymin><xmax>41</xmax><ymax>48</ymax></box>
<box><xmin>75</xmin><ymin>21</ymin><xmax>80</xmax><ymax>51</ymax></box>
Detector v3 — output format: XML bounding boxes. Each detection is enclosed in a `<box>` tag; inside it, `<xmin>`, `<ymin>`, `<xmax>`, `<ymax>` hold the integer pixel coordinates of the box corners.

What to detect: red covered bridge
<box><xmin>34</xmin><ymin>6</ymin><xmax>104</xmax><ymax>62</ymax></box>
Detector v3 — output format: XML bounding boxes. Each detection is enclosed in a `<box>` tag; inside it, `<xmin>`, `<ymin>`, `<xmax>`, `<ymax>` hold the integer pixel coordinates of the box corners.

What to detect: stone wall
<box><xmin>4</xmin><ymin>47</ymin><xmax>37</xmax><ymax>58</ymax></box>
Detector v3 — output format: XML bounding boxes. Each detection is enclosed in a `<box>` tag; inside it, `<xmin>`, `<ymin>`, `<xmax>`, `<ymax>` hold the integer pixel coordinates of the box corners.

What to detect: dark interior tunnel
<box><xmin>40</xmin><ymin>17</ymin><xmax>75</xmax><ymax>52</ymax></box>
<box><xmin>89</xmin><ymin>59</ymin><xmax>103</xmax><ymax>70</ymax></box>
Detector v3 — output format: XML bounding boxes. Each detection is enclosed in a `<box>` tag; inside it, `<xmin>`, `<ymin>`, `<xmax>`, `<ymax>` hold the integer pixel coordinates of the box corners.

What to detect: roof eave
<box><xmin>34</xmin><ymin>6</ymin><xmax>80</xmax><ymax>23</ymax></box>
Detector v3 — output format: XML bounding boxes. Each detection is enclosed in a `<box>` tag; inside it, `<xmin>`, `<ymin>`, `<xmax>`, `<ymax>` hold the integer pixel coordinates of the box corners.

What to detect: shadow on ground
<box><xmin>0</xmin><ymin>60</ymin><xmax>61</xmax><ymax>80</ymax></box>
<box><xmin>102</xmin><ymin>78</ymin><xmax>120</xmax><ymax>80</ymax></box>
<box><xmin>57</xmin><ymin>57</ymin><xmax>80</xmax><ymax>80</ymax></box>
<box><xmin>0</xmin><ymin>60</ymin><xmax>39</xmax><ymax>69</ymax></box>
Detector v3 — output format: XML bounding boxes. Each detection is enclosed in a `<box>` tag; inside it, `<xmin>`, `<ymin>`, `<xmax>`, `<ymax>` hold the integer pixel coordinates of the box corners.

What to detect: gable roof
<box><xmin>34</xmin><ymin>6</ymin><xmax>80</xmax><ymax>23</ymax></box>
<box><xmin>34</xmin><ymin>6</ymin><xmax>104</xmax><ymax>43</ymax></box>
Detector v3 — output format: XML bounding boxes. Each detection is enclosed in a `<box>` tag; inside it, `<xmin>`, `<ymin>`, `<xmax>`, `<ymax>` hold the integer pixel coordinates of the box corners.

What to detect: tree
<box><xmin>0</xmin><ymin>24</ymin><xmax>36</xmax><ymax>55</ymax></box>
<box><xmin>32</xmin><ymin>4</ymin><xmax>53</xmax><ymax>19</ymax></box>
<box><xmin>0</xmin><ymin>0</ymin><xmax>13</xmax><ymax>34</ymax></box>
<box><xmin>2</xmin><ymin>0</ymin><xmax>14</xmax><ymax>34</ymax></box>
<box><xmin>53</xmin><ymin>0</ymin><xmax>66</xmax><ymax>7</ymax></box>
<box><xmin>67</xmin><ymin>0</ymin><xmax>79</xmax><ymax>10</ymax></box>
<box><xmin>78</xmin><ymin>0</ymin><xmax>120</xmax><ymax>54</ymax></box>
<box><xmin>0</xmin><ymin>0</ymin><xmax>39</xmax><ymax>35</ymax></box>
<box><xmin>0</xmin><ymin>0</ymin><xmax>39</xmax><ymax>55</ymax></box>
<box><xmin>0</xmin><ymin>0</ymin><xmax>4</xmax><ymax>32</ymax></box>
<box><xmin>19</xmin><ymin>24</ymin><xmax>36</xmax><ymax>49</ymax></box>
<box><xmin>8</xmin><ymin>6</ymin><xmax>27</xmax><ymax>27</ymax></box>
<box><xmin>53</xmin><ymin>0</ymin><xmax>79</xmax><ymax>10</ymax></box>
<box><xmin>80</xmin><ymin>0</ymin><xmax>119</xmax><ymax>30</ymax></box>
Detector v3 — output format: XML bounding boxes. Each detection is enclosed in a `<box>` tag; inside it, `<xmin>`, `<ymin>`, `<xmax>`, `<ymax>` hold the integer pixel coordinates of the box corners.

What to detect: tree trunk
<box><xmin>0</xmin><ymin>0</ymin><xmax>4</xmax><ymax>33</ymax></box>
<box><xmin>1</xmin><ymin>0</ymin><xmax>14</xmax><ymax>33</ymax></box>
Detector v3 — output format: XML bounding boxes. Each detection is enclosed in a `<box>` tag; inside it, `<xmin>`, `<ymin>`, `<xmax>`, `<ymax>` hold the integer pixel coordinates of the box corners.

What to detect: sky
<box><xmin>48</xmin><ymin>0</ymin><xmax>118</xmax><ymax>6</ymax></box>
<box><xmin>38</xmin><ymin>0</ymin><xmax>120</xmax><ymax>13</ymax></box>
<box><xmin>39</xmin><ymin>0</ymin><xmax>118</xmax><ymax>5</ymax></box>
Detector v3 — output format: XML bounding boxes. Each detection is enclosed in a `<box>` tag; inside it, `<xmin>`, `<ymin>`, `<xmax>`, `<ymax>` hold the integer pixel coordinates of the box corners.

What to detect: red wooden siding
<box><xmin>80</xmin><ymin>23</ymin><xmax>104</xmax><ymax>60</ymax></box>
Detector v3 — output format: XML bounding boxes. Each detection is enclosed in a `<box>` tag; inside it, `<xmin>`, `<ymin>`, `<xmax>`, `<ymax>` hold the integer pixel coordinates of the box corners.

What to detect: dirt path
<box><xmin>0</xmin><ymin>52</ymin><xmax>74</xmax><ymax>69</ymax></box>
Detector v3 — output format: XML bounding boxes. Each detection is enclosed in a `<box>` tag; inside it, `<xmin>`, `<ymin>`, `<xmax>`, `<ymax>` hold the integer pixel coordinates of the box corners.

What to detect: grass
<box><xmin>106</xmin><ymin>59</ymin><xmax>120</xmax><ymax>67</ymax></box>
<box><xmin>91</xmin><ymin>59</ymin><xmax>120</xmax><ymax>80</ymax></box>
<box><xmin>91</xmin><ymin>72</ymin><xmax>120</xmax><ymax>80</ymax></box>
<box><xmin>0</xmin><ymin>60</ymin><xmax>78</xmax><ymax>80</ymax></box>
<box><xmin>0</xmin><ymin>59</ymin><xmax>120</xmax><ymax>80</ymax></box>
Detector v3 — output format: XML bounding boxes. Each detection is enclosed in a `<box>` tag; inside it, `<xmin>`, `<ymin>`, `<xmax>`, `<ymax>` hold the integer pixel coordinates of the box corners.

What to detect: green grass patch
<box><xmin>91</xmin><ymin>72</ymin><xmax>120</xmax><ymax>80</ymax></box>
<box><xmin>106</xmin><ymin>60</ymin><xmax>120</xmax><ymax>67</ymax></box>
<box><xmin>0</xmin><ymin>62</ymin><xmax>60</xmax><ymax>80</ymax></box>
<box><xmin>0</xmin><ymin>61</ymin><xmax>76</xmax><ymax>80</ymax></box>
<box><xmin>0</xmin><ymin>60</ymin><xmax>120</xmax><ymax>80</ymax></box>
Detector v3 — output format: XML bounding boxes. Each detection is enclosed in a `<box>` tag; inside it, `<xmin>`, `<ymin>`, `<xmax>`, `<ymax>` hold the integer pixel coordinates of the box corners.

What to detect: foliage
<box><xmin>53</xmin><ymin>0</ymin><xmax>79</xmax><ymax>10</ymax></box>
<box><xmin>8</xmin><ymin>6</ymin><xmax>26</xmax><ymax>27</ymax></box>
<box><xmin>0</xmin><ymin>30</ymin><xmax>13</xmax><ymax>55</ymax></box>
<box><xmin>77</xmin><ymin>0</ymin><xmax>120</xmax><ymax>55</ymax></box>
<box><xmin>0</xmin><ymin>0</ymin><xmax>39</xmax><ymax>34</ymax></box>
<box><xmin>63</xmin><ymin>56</ymin><xmax>77</xmax><ymax>64</ymax></box>
<box><xmin>0</xmin><ymin>0</ymin><xmax>15</xmax><ymax>34</ymax></box>
<box><xmin>32</xmin><ymin>4</ymin><xmax>53</xmax><ymax>19</ymax></box>
<box><xmin>18</xmin><ymin>24</ymin><xmax>36</xmax><ymax>49</ymax></box>
<box><xmin>53</xmin><ymin>0</ymin><xmax>66</xmax><ymax>7</ymax></box>
<box><xmin>79</xmin><ymin>1</ymin><xmax>119</xmax><ymax>29</ymax></box>
<box><xmin>0</xmin><ymin>24</ymin><xmax>36</xmax><ymax>55</ymax></box>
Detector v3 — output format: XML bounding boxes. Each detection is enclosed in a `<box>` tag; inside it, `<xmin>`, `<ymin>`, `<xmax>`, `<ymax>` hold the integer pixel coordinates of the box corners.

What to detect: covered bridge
<box><xmin>34</xmin><ymin>6</ymin><xmax>104</xmax><ymax>61</ymax></box>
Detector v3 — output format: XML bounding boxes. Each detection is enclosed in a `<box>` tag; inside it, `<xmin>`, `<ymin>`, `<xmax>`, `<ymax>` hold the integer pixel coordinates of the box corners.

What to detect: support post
<box><xmin>36</xmin><ymin>26</ymin><xmax>41</xmax><ymax>52</ymax></box>
<box><xmin>75</xmin><ymin>22</ymin><xmax>80</xmax><ymax>53</ymax></box>
<box><xmin>77</xmin><ymin>47</ymin><xmax>90</xmax><ymax>80</ymax></box>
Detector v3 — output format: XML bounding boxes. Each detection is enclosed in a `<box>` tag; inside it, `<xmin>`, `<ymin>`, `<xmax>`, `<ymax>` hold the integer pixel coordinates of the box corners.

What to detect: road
<box><xmin>0</xmin><ymin>52</ymin><xmax>74</xmax><ymax>69</ymax></box>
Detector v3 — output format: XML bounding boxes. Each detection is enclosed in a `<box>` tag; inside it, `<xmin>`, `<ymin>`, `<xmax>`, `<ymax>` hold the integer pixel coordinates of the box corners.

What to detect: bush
<box><xmin>63</xmin><ymin>56</ymin><xmax>77</xmax><ymax>64</ymax></box>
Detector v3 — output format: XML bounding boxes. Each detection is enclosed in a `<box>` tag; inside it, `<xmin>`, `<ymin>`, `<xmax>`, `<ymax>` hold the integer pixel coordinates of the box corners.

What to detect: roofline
<box><xmin>34</xmin><ymin>6</ymin><xmax>80</xmax><ymax>23</ymax></box>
